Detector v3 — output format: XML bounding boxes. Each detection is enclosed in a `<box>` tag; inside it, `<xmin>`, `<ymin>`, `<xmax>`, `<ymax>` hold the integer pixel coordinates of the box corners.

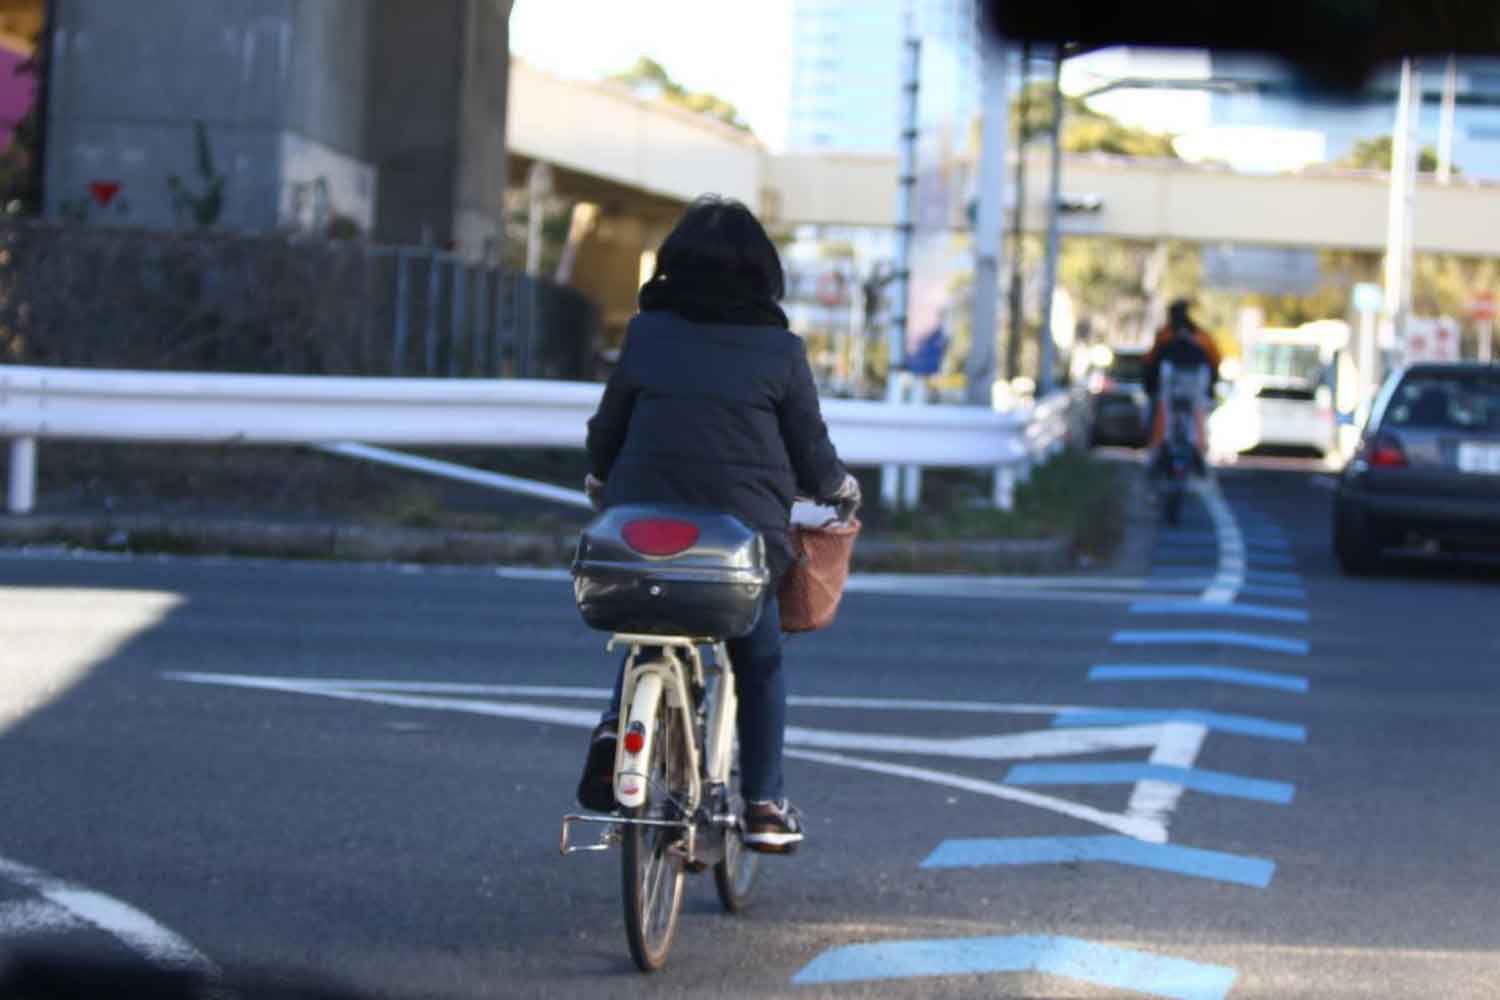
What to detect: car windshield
<box><xmin>1108</xmin><ymin>355</ymin><xmax>1147</xmax><ymax>383</ymax></box>
<box><xmin>1384</xmin><ymin>373</ymin><xmax>1500</xmax><ymax>432</ymax></box>
<box><xmin>1251</xmin><ymin>343</ymin><xmax>1324</xmax><ymax>385</ymax></box>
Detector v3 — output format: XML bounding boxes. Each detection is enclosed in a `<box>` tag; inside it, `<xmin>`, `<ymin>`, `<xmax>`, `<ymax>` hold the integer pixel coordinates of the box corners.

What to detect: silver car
<box><xmin>1334</xmin><ymin>362</ymin><xmax>1500</xmax><ymax>573</ymax></box>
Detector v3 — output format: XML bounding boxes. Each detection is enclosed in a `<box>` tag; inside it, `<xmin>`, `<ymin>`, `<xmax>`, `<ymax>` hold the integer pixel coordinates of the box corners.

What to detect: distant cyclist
<box><xmin>576</xmin><ymin>196</ymin><xmax>860</xmax><ymax>854</ymax></box>
<box><xmin>1144</xmin><ymin>299</ymin><xmax>1217</xmax><ymax>470</ymax></box>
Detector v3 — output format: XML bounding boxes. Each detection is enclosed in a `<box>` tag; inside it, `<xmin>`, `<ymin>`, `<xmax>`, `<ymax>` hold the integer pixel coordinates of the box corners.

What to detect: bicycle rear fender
<box><xmin>615</xmin><ymin>672</ymin><xmax>664</xmax><ymax>809</ymax></box>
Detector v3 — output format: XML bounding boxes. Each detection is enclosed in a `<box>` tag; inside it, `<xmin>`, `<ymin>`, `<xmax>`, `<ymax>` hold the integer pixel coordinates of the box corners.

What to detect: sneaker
<box><xmin>575</xmin><ymin>719</ymin><xmax>618</xmax><ymax>813</ymax></box>
<box><xmin>744</xmin><ymin>799</ymin><xmax>804</xmax><ymax>854</ymax></box>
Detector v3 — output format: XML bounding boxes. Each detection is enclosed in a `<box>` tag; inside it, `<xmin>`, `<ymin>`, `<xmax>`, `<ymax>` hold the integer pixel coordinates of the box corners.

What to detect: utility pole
<box><xmin>967</xmin><ymin>33</ymin><xmax>1008</xmax><ymax>406</ymax></box>
<box><xmin>1437</xmin><ymin>55</ymin><xmax>1457</xmax><ymax>184</ymax></box>
<box><xmin>1037</xmin><ymin>44</ymin><xmax>1065</xmax><ymax>396</ymax></box>
<box><xmin>1383</xmin><ymin>58</ymin><xmax>1422</xmax><ymax>366</ymax></box>
<box><xmin>1005</xmin><ymin>41</ymin><xmax>1031</xmax><ymax>383</ymax></box>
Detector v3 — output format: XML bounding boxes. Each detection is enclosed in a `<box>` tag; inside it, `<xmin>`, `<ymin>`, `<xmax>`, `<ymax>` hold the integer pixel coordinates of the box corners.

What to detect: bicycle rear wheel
<box><xmin>621</xmin><ymin>688</ymin><xmax>687</xmax><ymax>972</ymax></box>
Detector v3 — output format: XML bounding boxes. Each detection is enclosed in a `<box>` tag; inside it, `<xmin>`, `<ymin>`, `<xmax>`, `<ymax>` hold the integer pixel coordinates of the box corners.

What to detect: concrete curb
<box><xmin>0</xmin><ymin>514</ymin><xmax>576</xmax><ymax>567</ymax></box>
<box><xmin>0</xmin><ymin>454</ymin><xmax>1150</xmax><ymax>576</ymax></box>
<box><xmin>0</xmin><ymin>513</ymin><xmax>1078</xmax><ymax>575</ymax></box>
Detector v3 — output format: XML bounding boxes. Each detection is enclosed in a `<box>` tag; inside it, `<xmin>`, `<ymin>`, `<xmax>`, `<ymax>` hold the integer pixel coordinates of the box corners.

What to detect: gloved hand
<box><xmin>827</xmin><ymin>473</ymin><xmax>862</xmax><ymax>523</ymax></box>
<box><xmin>584</xmin><ymin>474</ymin><xmax>606</xmax><ymax>512</ymax></box>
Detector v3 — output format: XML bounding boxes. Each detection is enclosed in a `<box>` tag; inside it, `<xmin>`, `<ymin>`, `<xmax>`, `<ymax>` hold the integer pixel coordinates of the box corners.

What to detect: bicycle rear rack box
<box><xmin>572</xmin><ymin>505</ymin><xmax>771</xmax><ymax>639</ymax></box>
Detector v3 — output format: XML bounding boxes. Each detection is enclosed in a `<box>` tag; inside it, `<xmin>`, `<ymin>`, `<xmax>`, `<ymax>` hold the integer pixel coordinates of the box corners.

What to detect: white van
<box><xmin>1210</xmin><ymin>324</ymin><xmax>1343</xmax><ymax>458</ymax></box>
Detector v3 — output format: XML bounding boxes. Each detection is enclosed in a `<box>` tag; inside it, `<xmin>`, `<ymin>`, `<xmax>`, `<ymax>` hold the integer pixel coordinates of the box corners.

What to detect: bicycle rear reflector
<box><xmin>623</xmin><ymin>721</ymin><xmax>646</xmax><ymax>754</ymax></box>
<box><xmin>622</xmin><ymin>519</ymin><xmax>701</xmax><ymax>556</ymax></box>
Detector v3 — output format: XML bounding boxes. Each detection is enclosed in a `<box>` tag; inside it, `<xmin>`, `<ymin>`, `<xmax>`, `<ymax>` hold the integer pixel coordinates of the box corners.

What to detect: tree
<box><xmin>1336</xmin><ymin>135</ymin><xmax>1446</xmax><ymax>174</ymax></box>
<box><xmin>608</xmin><ymin>57</ymin><xmax>752</xmax><ymax>134</ymax></box>
<box><xmin>1012</xmin><ymin>80</ymin><xmax>1178</xmax><ymax>159</ymax></box>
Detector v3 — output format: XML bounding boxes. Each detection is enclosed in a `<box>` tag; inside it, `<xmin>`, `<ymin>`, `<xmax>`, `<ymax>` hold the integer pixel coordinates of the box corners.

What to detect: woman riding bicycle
<box><xmin>575</xmin><ymin>195</ymin><xmax>859</xmax><ymax>853</ymax></box>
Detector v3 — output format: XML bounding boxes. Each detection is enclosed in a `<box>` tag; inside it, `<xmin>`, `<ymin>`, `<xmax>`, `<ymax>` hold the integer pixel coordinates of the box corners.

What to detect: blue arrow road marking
<box><xmin>921</xmin><ymin>835</ymin><xmax>1276</xmax><ymax>888</ymax></box>
<box><xmin>1149</xmin><ymin>565</ymin><xmax>1218</xmax><ymax>578</ymax></box>
<box><xmin>1155</xmin><ymin>537</ymin><xmax>1290</xmax><ymax>554</ymax></box>
<box><xmin>1245</xmin><ymin>551</ymin><xmax>1298</xmax><ymax>567</ymax></box>
<box><xmin>1004</xmin><ymin>763</ymin><xmax>1296</xmax><ymax>804</ymax></box>
<box><xmin>792</xmin><ymin>935</ymin><xmax>1238</xmax><ymax>999</ymax></box>
<box><xmin>1088</xmin><ymin>664</ymin><xmax>1309</xmax><ymax>693</ymax></box>
<box><xmin>1129</xmin><ymin>600</ymin><xmax>1310</xmax><ymax>623</ymax></box>
<box><xmin>1163</xmin><ymin>527</ymin><xmax>1285</xmax><ymax>543</ymax></box>
<box><xmin>1245</xmin><ymin>569</ymin><xmax>1303</xmax><ymax>586</ymax></box>
<box><xmin>1052</xmin><ymin>708</ymin><xmax>1306</xmax><ymax>742</ymax></box>
<box><xmin>1112</xmin><ymin>630</ymin><xmax>1310</xmax><ymax>655</ymax></box>
<box><xmin>1239</xmin><ymin>583</ymin><xmax>1308</xmax><ymax>601</ymax></box>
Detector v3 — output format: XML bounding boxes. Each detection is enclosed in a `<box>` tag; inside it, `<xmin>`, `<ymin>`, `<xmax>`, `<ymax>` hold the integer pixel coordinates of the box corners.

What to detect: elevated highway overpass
<box><xmin>509</xmin><ymin>60</ymin><xmax>1500</xmax><ymax>333</ymax></box>
<box><xmin>512</xmin><ymin>60</ymin><xmax>1500</xmax><ymax>257</ymax></box>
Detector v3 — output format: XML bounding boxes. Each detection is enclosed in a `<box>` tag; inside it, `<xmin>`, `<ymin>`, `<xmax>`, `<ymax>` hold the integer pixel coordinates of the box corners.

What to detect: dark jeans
<box><xmin>605</xmin><ymin>598</ymin><xmax>787</xmax><ymax>803</ymax></box>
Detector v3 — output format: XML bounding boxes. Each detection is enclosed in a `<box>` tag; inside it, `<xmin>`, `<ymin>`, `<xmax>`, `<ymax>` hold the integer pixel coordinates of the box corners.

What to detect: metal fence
<box><xmin>0</xmin><ymin>222</ymin><xmax>599</xmax><ymax>380</ymax></box>
<box><xmin>366</xmin><ymin>247</ymin><xmax>596</xmax><ymax>379</ymax></box>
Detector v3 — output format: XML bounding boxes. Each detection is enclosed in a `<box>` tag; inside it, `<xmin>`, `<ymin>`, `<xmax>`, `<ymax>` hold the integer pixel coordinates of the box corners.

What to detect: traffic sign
<box><xmin>1468</xmin><ymin>291</ymin><xmax>1495</xmax><ymax>322</ymax></box>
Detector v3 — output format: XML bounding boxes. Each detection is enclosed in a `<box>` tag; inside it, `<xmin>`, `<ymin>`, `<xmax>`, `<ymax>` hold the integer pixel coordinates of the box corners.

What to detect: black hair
<box><xmin>1168</xmin><ymin>298</ymin><xmax>1193</xmax><ymax>328</ymax></box>
<box><xmin>638</xmin><ymin>195</ymin><xmax>788</xmax><ymax>327</ymax></box>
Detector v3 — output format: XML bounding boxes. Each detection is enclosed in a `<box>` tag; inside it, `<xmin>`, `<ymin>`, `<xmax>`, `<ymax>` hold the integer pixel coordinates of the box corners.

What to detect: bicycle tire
<box><xmin>621</xmin><ymin>687</ymin><xmax>687</xmax><ymax>973</ymax></box>
<box><xmin>713</xmin><ymin>747</ymin><xmax>759</xmax><ymax>913</ymax></box>
<box><xmin>1164</xmin><ymin>483</ymin><xmax>1184</xmax><ymax>526</ymax></box>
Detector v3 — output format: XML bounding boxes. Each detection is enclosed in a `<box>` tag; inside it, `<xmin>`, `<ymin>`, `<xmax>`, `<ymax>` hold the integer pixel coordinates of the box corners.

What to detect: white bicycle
<box><xmin>560</xmin><ymin>505</ymin><xmax>768</xmax><ymax>972</ymax></box>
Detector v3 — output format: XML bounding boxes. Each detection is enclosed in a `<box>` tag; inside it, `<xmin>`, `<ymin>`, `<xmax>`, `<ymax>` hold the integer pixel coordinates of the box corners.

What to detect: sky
<box><xmin>509</xmin><ymin>0</ymin><xmax>793</xmax><ymax>150</ymax></box>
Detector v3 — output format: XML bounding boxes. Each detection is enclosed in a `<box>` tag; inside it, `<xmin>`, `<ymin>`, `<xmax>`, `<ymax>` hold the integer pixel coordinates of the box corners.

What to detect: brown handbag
<box><xmin>778</xmin><ymin>518</ymin><xmax>861</xmax><ymax>633</ymax></box>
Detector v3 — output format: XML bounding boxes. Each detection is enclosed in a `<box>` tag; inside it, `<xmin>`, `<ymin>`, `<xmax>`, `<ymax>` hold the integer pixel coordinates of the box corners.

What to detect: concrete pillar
<box><xmin>994</xmin><ymin>465</ymin><xmax>1016</xmax><ymax>511</ymax></box>
<box><xmin>8</xmin><ymin>437</ymin><xmax>36</xmax><ymax>515</ymax></box>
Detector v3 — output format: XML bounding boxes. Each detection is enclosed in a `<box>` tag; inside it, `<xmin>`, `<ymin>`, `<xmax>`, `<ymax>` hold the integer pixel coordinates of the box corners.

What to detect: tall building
<box><xmin>787</xmin><ymin>0</ymin><xmax>980</xmax><ymax>154</ymax></box>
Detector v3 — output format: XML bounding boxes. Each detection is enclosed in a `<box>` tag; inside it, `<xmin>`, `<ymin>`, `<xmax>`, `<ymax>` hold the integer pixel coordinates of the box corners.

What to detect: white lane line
<box><xmin>786</xmin><ymin>722</ymin><xmax>1189</xmax><ymax>762</ymax></box>
<box><xmin>0</xmin><ymin>899</ymin><xmax>84</xmax><ymax>935</ymax></box>
<box><xmin>786</xmin><ymin>748</ymin><xmax>1166</xmax><ymax>843</ymax></box>
<box><xmin>164</xmin><ymin>673</ymin><xmax>1084</xmax><ymax>717</ymax></box>
<box><xmin>498</xmin><ymin>567</ymin><xmax>1148</xmax><ymax>604</ymax></box>
<box><xmin>165</xmin><ymin>673</ymin><xmax>1192</xmax><ymax>841</ymax></box>
<box><xmin>1194</xmin><ymin>477</ymin><xmax>1246</xmax><ymax>605</ymax></box>
<box><xmin>0</xmin><ymin>855</ymin><xmax>218</xmax><ymax>976</ymax></box>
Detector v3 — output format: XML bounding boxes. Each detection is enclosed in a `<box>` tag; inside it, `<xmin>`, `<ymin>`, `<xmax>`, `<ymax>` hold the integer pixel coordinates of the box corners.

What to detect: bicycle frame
<box><xmin>559</xmin><ymin>634</ymin><xmax>739</xmax><ymax>857</ymax></box>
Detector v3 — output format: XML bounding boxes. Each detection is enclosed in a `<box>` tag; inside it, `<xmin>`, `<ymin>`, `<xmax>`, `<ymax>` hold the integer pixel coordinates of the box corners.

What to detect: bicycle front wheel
<box><xmin>713</xmin><ymin>747</ymin><xmax>759</xmax><ymax>912</ymax></box>
<box><xmin>621</xmin><ymin>688</ymin><xmax>688</xmax><ymax>972</ymax></box>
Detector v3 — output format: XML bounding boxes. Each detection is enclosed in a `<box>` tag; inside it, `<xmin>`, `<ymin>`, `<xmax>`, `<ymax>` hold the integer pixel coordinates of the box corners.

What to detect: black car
<box><xmin>1333</xmin><ymin>362</ymin><xmax>1500</xmax><ymax>573</ymax></box>
<box><xmin>1087</xmin><ymin>348</ymin><xmax>1151</xmax><ymax>447</ymax></box>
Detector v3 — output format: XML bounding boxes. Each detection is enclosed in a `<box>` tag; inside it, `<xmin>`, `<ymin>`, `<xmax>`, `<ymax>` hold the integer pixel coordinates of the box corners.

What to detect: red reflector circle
<box><xmin>623</xmin><ymin>727</ymin><xmax>646</xmax><ymax>754</ymax></box>
<box><xmin>622</xmin><ymin>519</ymin><xmax>700</xmax><ymax>556</ymax></box>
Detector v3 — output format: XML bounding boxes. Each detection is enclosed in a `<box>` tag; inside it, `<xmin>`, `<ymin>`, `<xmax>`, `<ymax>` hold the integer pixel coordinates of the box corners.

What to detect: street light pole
<box><xmin>1383</xmin><ymin>58</ymin><xmax>1422</xmax><ymax>368</ymax></box>
<box><xmin>1037</xmin><ymin>44</ymin><xmax>1065</xmax><ymax>397</ymax></box>
<box><xmin>967</xmin><ymin>32</ymin><xmax>1008</xmax><ymax>406</ymax></box>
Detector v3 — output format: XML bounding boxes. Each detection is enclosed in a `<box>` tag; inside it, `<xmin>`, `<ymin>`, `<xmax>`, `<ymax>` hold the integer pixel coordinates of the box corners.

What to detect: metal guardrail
<box><xmin>0</xmin><ymin>365</ymin><xmax>1073</xmax><ymax>515</ymax></box>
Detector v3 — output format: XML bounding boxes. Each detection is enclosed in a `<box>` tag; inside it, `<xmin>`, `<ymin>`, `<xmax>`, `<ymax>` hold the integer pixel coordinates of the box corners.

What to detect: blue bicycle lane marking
<box><xmin>793</xmin><ymin>936</ymin><xmax>1238</xmax><ymax>1000</ymax></box>
<box><xmin>1088</xmin><ymin>664</ymin><xmax>1310</xmax><ymax>692</ymax></box>
<box><xmin>921</xmin><ymin>835</ymin><xmax>1276</xmax><ymax>888</ymax></box>
<box><xmin>792</xmin><ymin>485</ymin><xmax>1306</xmax><ymax>997</ymax></box>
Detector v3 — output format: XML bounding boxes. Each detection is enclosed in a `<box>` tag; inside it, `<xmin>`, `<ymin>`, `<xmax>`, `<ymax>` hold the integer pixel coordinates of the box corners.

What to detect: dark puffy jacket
<box><xmin>586</xmin><ymin>310</ymin><xmax>847</xmax><ymax>576</ymax></box>
<box><xmin>1145</xmin><ymin>333</ymin><xmax>1214</xmax><ymax>400</ymax></box>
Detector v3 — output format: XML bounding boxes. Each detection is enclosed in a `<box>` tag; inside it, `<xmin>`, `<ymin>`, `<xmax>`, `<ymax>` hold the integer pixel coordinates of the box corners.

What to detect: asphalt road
<box><xmin>2</xmin><ymin>464</ymin><xmax>1498</xmax><ymax>999</ymax></box>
